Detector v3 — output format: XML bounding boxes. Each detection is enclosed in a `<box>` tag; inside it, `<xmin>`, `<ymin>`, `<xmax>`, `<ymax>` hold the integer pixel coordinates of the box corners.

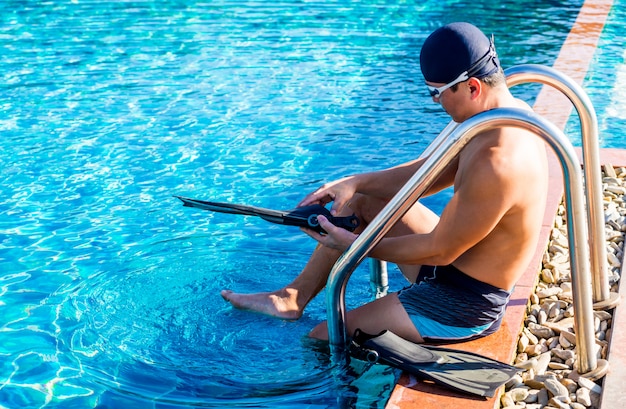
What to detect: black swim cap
<box><xmin>420</xmin><ymin>22</ymin><xmax>500</xmax><ymax>84</ymax></box>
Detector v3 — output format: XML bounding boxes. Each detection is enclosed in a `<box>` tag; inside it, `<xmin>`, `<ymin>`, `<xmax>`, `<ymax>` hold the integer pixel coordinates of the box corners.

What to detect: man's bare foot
<box><xmin>220</xmin><ymin>288</ymin><xmax>303</xmax><ymax>320</ymax></box>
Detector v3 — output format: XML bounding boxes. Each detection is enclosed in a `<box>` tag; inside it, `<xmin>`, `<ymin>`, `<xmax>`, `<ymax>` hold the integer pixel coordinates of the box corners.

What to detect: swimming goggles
<box><xmin>426</xmin><ymin>37</ymin><xmax>497</xmax><ymax>99</ymax></box>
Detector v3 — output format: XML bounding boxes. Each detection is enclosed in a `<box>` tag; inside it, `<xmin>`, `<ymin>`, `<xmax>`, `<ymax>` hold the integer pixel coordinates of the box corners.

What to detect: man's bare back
<box><xmin>444</xmin><ymin>123</ymin><xmax>549</xmax><ymax>290</ymax></box>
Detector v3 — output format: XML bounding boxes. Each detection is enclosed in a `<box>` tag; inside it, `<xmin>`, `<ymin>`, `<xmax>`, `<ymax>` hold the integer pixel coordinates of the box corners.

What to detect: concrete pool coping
<box><xmin>385</xmin><ymin>0</ymin><xmax>623</xmax><ymax>407</ymax></box>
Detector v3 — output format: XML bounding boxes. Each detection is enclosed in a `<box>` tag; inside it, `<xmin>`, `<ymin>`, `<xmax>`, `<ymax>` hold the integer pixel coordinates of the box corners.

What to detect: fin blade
<box><xmin>412</xmin><ymin>347</ymin><xmax>519</xmax><ymax>397</ymax></box>
<box><xmin>174</xmin><ymin>196</ymin><xmax>283</xmax><ymax>218</ymax></box>
<box><xmin>349</xmin><ymin>329</ymin><xmax>519</xmax><ymax>397</ymax></box>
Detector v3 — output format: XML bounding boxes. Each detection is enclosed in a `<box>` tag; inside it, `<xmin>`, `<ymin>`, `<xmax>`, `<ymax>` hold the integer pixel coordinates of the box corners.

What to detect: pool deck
<box><xmin>385</xmin><ymin>0</ymin><xmax>626</xmax><ymax>408</ymax></box>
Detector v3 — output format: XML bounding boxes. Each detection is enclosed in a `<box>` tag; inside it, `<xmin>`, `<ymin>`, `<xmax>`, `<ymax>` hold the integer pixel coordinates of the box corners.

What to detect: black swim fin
<box><xmin>349</xmin><ymin>329</ymin><xmax>519</xmax><ymax>398</ymax></box>
<box><xmin>174</xmin><ymin>196</ymin><xmax>360</xmax><ymax>234</ymax></box>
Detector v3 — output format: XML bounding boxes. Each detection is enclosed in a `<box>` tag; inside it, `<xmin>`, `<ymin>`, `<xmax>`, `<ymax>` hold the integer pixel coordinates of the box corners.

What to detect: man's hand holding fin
<box><xmin>301</xmin><ymin>215</ymin><xmax>358</xmax><ymax>251</ymax></box>
<box><xmin>298</xmin><ymin>176</ymin><xmax>357</xmax><ymax>216</ymax></box>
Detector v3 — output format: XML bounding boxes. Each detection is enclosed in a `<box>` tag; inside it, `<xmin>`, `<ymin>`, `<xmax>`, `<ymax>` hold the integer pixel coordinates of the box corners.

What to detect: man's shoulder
<box><xmin>511</xmin><ymin>97</ymin><xmax>533</xmax><ymax>112</ymax></box>
<box><xmin>460</xmin><ymin>127</ymin><xmax>547</xmax><ymax>177</ymax></box>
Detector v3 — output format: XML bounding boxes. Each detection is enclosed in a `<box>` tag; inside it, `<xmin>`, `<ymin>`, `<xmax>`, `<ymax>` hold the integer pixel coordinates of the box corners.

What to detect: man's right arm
<box><xmin>299</xmin><ymin>156</ymin><xmax>457</xmax><ymax>214</ymax></box>
<box><xmin>355</xmin><ymin>156</ymin><xmax>457</xmax><ymax>200</ymax></box>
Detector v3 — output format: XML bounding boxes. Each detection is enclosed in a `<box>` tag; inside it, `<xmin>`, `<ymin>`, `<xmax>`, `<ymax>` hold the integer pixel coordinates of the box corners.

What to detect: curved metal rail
<box><xmin>505</xmin><ymin>64</ymin><xmax>618</xmax><ymax>308</ymax></box>
<box><xmin>326</xmin><ymin>107</ymin><xmax>600</xmax><ymax>375</ymax></box>
<box><xmin>369</xmin><ymin>65</ymin><xmax>618</xmax><ymax>308</ymax></box>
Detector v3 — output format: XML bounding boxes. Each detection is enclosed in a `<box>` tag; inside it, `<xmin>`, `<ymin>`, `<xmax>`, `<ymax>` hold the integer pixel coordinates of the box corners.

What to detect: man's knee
<box><xmin>344</xmin><ymin>195</ymin><xmax>439</xmax><ymax>236</ymax></box>
<box><xmin>308</xmin><ymin>322</ymin><xmax>329</xmax><ymax>341</ymax></box>
<box><xmin>348</xmin><ymin>193</ymin><xmax>388</xmax><ymax>224</ymax></box>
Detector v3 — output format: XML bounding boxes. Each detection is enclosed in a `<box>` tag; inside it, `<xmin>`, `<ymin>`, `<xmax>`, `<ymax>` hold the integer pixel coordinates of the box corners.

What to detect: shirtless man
<box><xmin>221</xmin><ymin>22</ymin><xmax>549</xmax><ymax>343</ymax></box>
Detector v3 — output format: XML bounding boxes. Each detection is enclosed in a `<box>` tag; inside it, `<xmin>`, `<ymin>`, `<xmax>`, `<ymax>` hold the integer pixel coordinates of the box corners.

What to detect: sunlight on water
<box><xmin>564</xmin><ymin>0</ymin><xmax>626</xmax><ymax>148</ymax></box>
<box><xmin>606</xmin><ymin>49</ymin><xmax>626</xmax><ymax>120</ymax></box>
<box><xmin>3</xmin><ymin>0</ymin><xmax>619</xmax><ymax>407</ymax></box>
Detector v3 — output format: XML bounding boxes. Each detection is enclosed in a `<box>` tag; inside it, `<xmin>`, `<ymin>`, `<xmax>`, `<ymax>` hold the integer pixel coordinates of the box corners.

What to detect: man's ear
<box><xmin>467</xmin><ymin>77</ymin><xmax>481</xmax><ymax>100</ymax></box>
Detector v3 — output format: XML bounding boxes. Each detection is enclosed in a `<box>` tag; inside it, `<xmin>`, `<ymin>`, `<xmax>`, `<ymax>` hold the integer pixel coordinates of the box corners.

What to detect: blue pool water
<box><xmin>1</xmin><ymin>0</ymin><xmax>624</xmax><ymax>408</ymax></box>
<box><xmin>565</xmin><ymin>0</ymin><xmax>626</xmax><ymax>146</ymax></box>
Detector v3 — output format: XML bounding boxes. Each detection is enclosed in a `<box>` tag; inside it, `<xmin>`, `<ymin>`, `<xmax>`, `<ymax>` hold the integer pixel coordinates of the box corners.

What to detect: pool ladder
<box><xmin>326</xmin><ymin>64</ymin><xmax>619</xmax><ymax>379</ymax></box>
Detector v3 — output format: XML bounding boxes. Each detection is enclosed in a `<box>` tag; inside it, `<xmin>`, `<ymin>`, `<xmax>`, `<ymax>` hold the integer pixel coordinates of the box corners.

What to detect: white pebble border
<box><xmin>499</xmin><ymin>165</ymin><xmax>624</xmax><ymax>409</ymax></box>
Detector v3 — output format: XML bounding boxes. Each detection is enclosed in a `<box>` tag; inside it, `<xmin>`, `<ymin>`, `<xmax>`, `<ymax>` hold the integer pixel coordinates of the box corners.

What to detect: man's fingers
<box><xmin>329</xmin><ymin>199</ymin><xmax>346</xmax><ymax>216</ymax></box>
<box><xmin>298</xmin><ymin>191</ymin><xmax>331</xmax><ymax>208</ymax></box>
<box><xmin>301</xmin><ymin>215</ymin><xmax>357</xmax><ymax>252</ymax></box>
<box><xmin>316</xmin><ymin>215</ymin><xmax>335</xmax><ymax>231</ymax></box>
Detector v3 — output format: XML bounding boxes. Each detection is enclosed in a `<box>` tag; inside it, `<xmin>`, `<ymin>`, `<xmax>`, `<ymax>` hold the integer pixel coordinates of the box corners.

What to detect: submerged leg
<box><xmin>221</xmin><ymin>244</ymin><xmax>343</xmax><ymax>320</ymax></box>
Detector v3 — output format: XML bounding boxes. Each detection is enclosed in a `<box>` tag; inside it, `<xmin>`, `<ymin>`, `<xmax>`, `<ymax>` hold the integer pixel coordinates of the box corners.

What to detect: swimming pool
<box><xmin>2</xmin><ymin>0</ymin><xmax>622</xmax><ymax>408</ymax></box>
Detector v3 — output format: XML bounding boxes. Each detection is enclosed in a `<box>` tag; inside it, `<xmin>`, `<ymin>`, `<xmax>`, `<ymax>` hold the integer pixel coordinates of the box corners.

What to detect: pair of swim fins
<box><xmin>349</xmin><ymin>329</ymin><xmax>519</xmax><ymax>398</ymax></box>
<box><xmin>175</xmin><ymin>196</ymin><xmax>360</xmax><ymax>234</ymax></box>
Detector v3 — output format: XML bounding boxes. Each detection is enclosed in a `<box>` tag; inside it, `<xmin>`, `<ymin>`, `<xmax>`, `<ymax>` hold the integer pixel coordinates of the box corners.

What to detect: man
<box><xmin>221</xmin><ymin>22</ymin><xmax>548</xmax><ymax>344</ymax></box>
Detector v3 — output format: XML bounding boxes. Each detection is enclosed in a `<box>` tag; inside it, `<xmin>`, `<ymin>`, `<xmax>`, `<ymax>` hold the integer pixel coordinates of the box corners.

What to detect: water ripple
<box><xmin>59</xmin><ymin>247</ymin><xmax>369</xmax><ymax>407</ymax></box>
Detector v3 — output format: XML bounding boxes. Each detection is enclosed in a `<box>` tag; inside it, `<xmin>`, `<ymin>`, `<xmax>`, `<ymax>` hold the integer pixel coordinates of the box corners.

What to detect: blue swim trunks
<box><xmin>397</xmin><ymin>264</ymin><xmax>511</xmax><ymax>343</ymax></box>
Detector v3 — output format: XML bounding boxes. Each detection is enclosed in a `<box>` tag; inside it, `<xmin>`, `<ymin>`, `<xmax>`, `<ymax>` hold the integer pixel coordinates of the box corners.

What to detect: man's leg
<box><xmin>220</xmin><ymin>244</ymin><xmax>342</xmax><ymax>320</ymax></box>
<box><xmin>221</xmin><ymin>196</ymin><xmax>439</xmax><ymax>319</ymax></box>
<box><xmin>220</xmin><ymin>194</ymin><xmax>376</xmax><ymax>320</ymax></box>
<box><xmin>308</xmin><ymin>292</ymin><xmax>423</xmax><ymax>343</ymax></box>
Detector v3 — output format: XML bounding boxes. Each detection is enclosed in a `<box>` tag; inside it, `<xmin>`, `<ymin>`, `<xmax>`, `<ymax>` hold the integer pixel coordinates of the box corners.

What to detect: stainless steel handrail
<box><xmin>505</xmin><ymin>64</ymin><xmax>616</xmax><ymax>307</ymax></box>
<box><xmin>326</xmin><ymin>107</ymin><xmax>600</xmax><ymax>375</ymax></box>
<box><xmin>369</xmin><ymin>258</ymin><xmax>389</xmax><ymax>299</ymax></box>
<box><xmin>368</xmin><ymin>64</ymin><xmax>617</xmax><ymax>307</ymax></box>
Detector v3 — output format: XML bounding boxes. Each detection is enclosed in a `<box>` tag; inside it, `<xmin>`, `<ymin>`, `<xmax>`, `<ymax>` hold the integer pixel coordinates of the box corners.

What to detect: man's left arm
<box><xmin>362</xmin><ymin>158</ymin><xmax>516</xmax><ymax>266</ymax></box>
